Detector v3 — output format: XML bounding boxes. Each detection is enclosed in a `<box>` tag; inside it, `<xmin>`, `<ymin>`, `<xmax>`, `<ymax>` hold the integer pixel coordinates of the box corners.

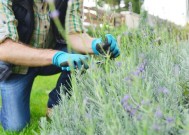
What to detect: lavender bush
<box><xmin>38</xmin><ymin>2</ymin><xmax>189</xmax><ymax>135</ymax></box>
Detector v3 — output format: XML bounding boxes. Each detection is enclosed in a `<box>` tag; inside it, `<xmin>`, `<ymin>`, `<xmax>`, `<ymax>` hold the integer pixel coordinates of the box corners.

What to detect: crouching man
<box><xmin>0</xmin><ymin>0</ymin><xmax>120</xmax><ymax>131</ymax></box>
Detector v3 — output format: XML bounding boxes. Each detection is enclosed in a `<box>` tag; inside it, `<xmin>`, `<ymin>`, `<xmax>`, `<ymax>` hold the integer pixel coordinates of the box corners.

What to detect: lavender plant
<box><xmin>39</xmin><ymin>1</ymin><xmax>189</xmax><ymax>135</ymax></box>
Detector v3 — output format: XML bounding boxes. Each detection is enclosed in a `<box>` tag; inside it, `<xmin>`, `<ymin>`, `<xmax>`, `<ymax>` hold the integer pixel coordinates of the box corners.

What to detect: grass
<box><xmin>0</xmin><ymin>74</ymin><xmax>59</xmax><ymax>135</ymax></box>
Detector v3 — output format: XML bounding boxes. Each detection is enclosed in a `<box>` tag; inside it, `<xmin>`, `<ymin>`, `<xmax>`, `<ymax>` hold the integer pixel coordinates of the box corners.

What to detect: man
<box><xmin>0</xmin><ymin>0</ymin><xmax>120</xmax><ymax>131</ymax></box>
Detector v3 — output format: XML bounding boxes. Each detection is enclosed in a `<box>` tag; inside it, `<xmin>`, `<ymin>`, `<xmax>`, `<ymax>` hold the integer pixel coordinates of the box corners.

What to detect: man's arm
<box><xmin>65</xmin><ymin>0</ymin><xmax>95</xmax><ymax>54</ymax></box>
<box><xmin>65</xmin><ymin>1</ymin><xmax>120</xmax><ymax>57</ymax></box>
<box><xmin>67</xmin><ymin>33</ymin><xmax>94</xmax><ymax>54</ymax></box>
<box><xmin>0</xmin><ymin>1</ymin><xmax>57</xmax><ymax>67</ymax></box>
<box><xmin>0</xmin><ymin>39</ymin><xmax>57</xmax><ymax>66</ymax></box>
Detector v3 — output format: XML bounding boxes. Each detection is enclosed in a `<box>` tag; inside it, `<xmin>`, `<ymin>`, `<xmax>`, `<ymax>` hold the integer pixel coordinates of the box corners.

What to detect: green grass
<box><xmin>0</xmin><ymin>74</ymin><xmax>59</xmax><ymax>135</ymax></box>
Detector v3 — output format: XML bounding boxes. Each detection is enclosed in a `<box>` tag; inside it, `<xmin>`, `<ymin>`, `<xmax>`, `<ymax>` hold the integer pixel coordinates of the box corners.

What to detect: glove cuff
<box><xmin>92</xmin><ymin>38</ymin><xmax>102</xmax><ymax>55</ymax></box>
<box><xmin>52</xmin><ymin>51</ymin><xmax>66</xmax><ymax>67</ymax></box>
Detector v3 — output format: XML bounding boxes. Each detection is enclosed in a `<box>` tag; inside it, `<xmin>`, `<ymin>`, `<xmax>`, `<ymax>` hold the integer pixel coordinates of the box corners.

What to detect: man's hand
<box><xmin>52</xmin><ymin>51</ymin><xmax>89</xmax><ymax>70</ymax></box>
<box><xmin>92</xmin><ymin>34</ymin><xmax>120</xmax><ymax>58</ymax></box>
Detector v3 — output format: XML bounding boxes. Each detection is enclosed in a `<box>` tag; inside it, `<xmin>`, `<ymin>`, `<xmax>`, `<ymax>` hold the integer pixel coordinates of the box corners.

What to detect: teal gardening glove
<box><xmin>92</xmin><ymin>34</ymin><xmax>120</xmax><ymax>58</ymax></box>
<box><xmin>52</xmin><ymin>51</ymin><xmax>89</xmax><ymax>70</ymax></box>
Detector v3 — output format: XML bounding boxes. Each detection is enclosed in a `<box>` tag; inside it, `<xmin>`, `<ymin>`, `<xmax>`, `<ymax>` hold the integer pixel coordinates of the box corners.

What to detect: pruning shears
<box><xmin>62</xmin><ymin>66</ymin><xmax>71</xmax><ymax>71</ymax></box>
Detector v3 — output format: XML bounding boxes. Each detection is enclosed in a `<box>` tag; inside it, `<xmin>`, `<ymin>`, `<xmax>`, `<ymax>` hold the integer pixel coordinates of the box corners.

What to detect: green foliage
<box><xmin>99</xmin><ymin>0</ymin><xmax>121</xmax><ymax>6</ymax></box>
<box><xmin>97</xmin><ymin>0</ymin><xmax>142</xmax><ymax>13</ymax></box>
<box><xmin>124</xmin><ymin>0</ymin><xmax>142</xmax><ymax>13</ymax></box>
<box><xmin>97</xmin><ymin>0</ymin><xmax>120</xmax><ymax>7</ymax></box>
<box><xmin>39</xmin><ymin>19</ymin><xmax>189</xmax><ymax>135</ymax></box>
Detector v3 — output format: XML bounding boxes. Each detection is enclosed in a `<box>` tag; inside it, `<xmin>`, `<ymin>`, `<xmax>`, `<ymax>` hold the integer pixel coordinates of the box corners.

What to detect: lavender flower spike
<box><xmin>116</xmin><ymin>62</ymin><xmax>122</xmax><ymax>67</ymax></box>
<box><xmin>50</xmin><ymin>10</ymin><xmax>60</xmax><ymax>18</ymax></box>
<box><xmin>152</xmin><ymin>124</ymin><xmax>161</xmax><ymax>131</ymax></box>
<box><xmin>124</xmin><ymin>77</ymin><xmax>132</xmax><ymax>81</ymax></box>
<box><xmin>154</xmin><ymin>108</ymin><xmax>163</xmax><ymax>118</ymax></box>
<box><xmin>121</xmin><ymin>94</ymin><xmax>130</xmax><ymax>105</ymax></box>
<box><xmin>166</xmin><ymin>117</ymin><xmax>174</xmax><ymax>124</ymax></box>
<box><xmin>158</xmin><ymin>87</ymin><xmax>169</xmax><ymax>94</ymax></box>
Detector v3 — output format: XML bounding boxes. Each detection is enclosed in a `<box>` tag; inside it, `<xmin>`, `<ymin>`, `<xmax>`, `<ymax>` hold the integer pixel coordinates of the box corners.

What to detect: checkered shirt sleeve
<box><xmin>66</xmin><ymin>0</ymin><xmax>85</xmax><ymax>34</ymax></box>
<box><xmin>0</xmin><ymin>0</ymin><xmax>19</xmax><ymax>44</ymax></box>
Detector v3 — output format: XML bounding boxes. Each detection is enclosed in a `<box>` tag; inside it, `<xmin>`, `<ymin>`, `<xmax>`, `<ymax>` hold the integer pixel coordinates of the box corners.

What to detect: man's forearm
<box><xmin>0</xmin><ymin>39</ymin><xmax>57</xmax><ymax>67</ymax></box>
<box><xmin>68</xmin><ymin>33</ymin><xmax>95</xmax><ymax>54</ymax></box>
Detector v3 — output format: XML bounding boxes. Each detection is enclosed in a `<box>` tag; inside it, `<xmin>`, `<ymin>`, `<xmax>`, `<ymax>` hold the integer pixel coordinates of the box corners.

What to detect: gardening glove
<box><xmin>52</xmin><ymin>51</ymin><xmax>89</xmax><ymax>70</ymax></box>
<box><xmin>92</xmin><ymin>34</ymin><xmax>120</xmax><ymax>58</ymax></box>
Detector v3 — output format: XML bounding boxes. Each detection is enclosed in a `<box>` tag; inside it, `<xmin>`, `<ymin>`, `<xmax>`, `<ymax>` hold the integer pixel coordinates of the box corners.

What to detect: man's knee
<box><xmin>1</xmin><ymin>116</ymin><xmax>30</xmax><ymax>131</ymax></box>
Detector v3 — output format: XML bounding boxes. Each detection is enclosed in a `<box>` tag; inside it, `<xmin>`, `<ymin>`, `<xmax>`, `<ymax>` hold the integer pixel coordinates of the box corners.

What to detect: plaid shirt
<box><xmin>0</xmin><ymin>0</ymin><xmax>84</xmax><ymax>74</ymax></box>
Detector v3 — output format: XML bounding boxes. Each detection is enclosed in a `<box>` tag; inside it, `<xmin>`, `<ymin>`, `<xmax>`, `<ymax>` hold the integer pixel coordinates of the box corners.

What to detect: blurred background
<box><xmin>83</xmin><ymin>0</ymin><xmax>189</xmax><ymax>28</ymax></box>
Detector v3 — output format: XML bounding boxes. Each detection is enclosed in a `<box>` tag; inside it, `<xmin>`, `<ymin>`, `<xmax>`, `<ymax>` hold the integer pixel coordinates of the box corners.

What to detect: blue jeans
<box><xmin>0</xmin><ymin>66</ymin><xmax>71</xmax><ymax>131</ymax></box>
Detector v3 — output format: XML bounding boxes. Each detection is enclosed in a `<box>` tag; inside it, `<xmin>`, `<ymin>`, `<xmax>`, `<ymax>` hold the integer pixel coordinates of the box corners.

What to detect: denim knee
<box><xmin>1</xmin><ymin>117</ymin><xmax>30</xmax><ymax>131</ymax></box>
